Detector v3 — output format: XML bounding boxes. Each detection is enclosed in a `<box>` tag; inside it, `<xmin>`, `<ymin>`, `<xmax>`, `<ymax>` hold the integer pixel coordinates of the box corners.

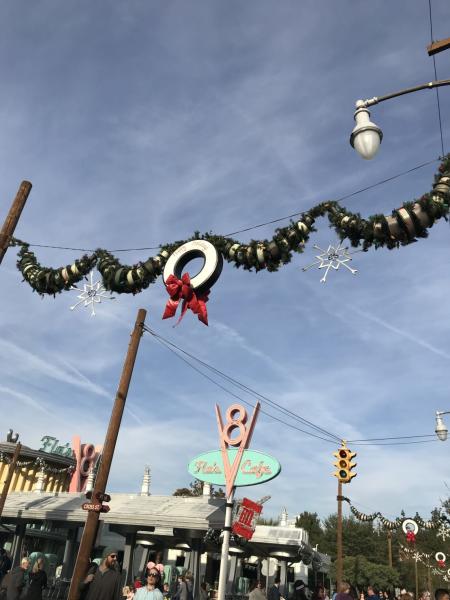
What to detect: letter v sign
<box><xmin>215</xmin><ymin>402</ymin><xmax>260</xmax><ymax>498</ymax></box>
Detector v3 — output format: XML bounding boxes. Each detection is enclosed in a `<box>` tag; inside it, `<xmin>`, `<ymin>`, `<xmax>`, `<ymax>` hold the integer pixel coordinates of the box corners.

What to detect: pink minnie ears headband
<box><xmin>147</xmin><ymin>562</ymin><xmax>164</xmax><ymax>574</ymax></box>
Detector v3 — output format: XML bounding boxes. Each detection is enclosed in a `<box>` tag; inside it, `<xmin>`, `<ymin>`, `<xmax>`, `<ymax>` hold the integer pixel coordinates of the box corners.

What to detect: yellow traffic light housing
<box><xmin>333</xmin><ymin>443</ymin><xmax>357</xmax><ymax>483</ymax></box>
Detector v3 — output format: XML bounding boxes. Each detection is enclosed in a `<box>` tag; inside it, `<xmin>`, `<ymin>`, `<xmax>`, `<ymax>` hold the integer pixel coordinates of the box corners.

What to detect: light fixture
<box><xmin>350</xmin><ymin>101</ymin><xmax>382</xmax><ymax>160</ymax></box>
<box><xmin>435</xmin><ymin>411</ymin><xmax>449</xmax><ymax>441</ymax></box>
<box><xmin>350</xmin><ymin>78</ymin><xmax>450</xmax><ymax>159</ymax></box>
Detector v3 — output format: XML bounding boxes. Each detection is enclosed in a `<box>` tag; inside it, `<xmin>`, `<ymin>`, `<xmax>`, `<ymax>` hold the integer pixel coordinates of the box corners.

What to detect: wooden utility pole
<box><xmin>0</xmin><ymin>443</ymin><xmax>22</xmax><ymax>519</ymax></box>
<box><xmin>336</xmin><ymin>480</ymin><xmax>343</xmax><ymax>591</ymax></box>
<box><xmin>387</xmin><ymin>530</ymin><xmax>393</xmax><ymax>568</ymax></box>
<box><xmin>0</xmin><ymin>181</ymin><xmax>32</xmax><ymax>265</ymax></box>
<box><xmin>67</xmin><ymin>308</ymin><xmax>147</xmax><ymax>600</ymax></box>
<box><xmin>428</xmin><ymin>37</ymin><xmax>450</xmax><ymax>56</ymax></box>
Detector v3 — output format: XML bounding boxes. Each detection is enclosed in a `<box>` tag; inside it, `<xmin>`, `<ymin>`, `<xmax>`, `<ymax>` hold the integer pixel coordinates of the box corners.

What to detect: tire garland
<box><xmin>349</xmin><ymin>502</ymin><xmax>441</xmax><ymax>530</ymax></box>
<box><xmin>13</xmin><ymin>156</ymin><xmax>450</xmax><ymax>297</ymax></box>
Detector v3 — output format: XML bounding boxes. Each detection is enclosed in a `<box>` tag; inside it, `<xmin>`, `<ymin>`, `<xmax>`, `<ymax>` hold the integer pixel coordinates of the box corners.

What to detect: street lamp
<box><xmin>435</xmin><ymin>410</ymin><xmax>450</xmax><ymax>441</ymax></box>
<box><xmin>350</xmin><ymin>78</ymin><xmax>450</xmax><ymax>159</ymax></box>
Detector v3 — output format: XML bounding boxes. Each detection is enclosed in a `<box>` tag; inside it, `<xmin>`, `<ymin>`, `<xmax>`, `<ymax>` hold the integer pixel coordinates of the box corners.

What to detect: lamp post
<box><xmin>435</xmin><ymin>410</ymin><xmax>450</xmax><ymax>441</ymax></box>
<box><xmin>350</xmin><ymin>78</ymin><xmax>450</xmax><ymax>159</ymax></box>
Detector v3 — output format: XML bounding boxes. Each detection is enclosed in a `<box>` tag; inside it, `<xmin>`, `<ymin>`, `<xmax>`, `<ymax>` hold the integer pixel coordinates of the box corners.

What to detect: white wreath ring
<box><xmin>436</xmin><ymin>552</ymin><xmax>446</xmax><ymax>563</ymax></box>
<box><xmin>163</xmin><ymin>240</ymin><xmax>223</xmax><ymax>294</ymax></box>
<box><xmin>402</xmin><ymin>519</ymin><xmax>419</xmax><ymax>535</ymax></box>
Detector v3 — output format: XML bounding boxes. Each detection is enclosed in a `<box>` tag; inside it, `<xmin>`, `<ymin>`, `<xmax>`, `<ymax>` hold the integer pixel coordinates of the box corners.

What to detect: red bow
<box><xmin>438</xmin><ymin>560</ymin><xmax>446</xmax><ymax>568</ymax></box>
<box><xmin>162</xmin><ymin>273</ymin><xmax>209</xmax><ymax>326</ymax></box>
<box><xmin>406</xmin><ymin>531</ymin><xmax>416</xmax><ymax>544</ymax></box>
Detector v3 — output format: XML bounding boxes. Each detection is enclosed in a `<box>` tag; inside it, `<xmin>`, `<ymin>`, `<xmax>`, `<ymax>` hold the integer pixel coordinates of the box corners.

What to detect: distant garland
<box><xmin>345</xmin><ymin>499</ymin><xmax>440</xmax><ymax>530</ymax></box>
<box><xmin>11</xmin><ymin>156</ymin><xmax>450</xmax><ymax>297</ymax></box>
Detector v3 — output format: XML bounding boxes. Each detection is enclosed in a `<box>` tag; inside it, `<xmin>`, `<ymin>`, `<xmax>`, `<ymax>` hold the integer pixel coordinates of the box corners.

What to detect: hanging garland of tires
<box><xmin>11</xmin><ymin>156</ymin><xmax>450</xmax><ymax>297</ymax></box>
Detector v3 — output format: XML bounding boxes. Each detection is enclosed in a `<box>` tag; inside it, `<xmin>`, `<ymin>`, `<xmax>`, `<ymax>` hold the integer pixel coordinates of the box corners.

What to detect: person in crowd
<box><xmin>25</xmin><ymin>557</ymin><xmax>47</xmax><ymax>600</ymax></box>
<box><xmin>175</xmin><ymin>572</ymin><xmax>193</xmax><ymax>600</ymax></box>
<box><xmin>80</xmin><ymin>548</ymin><xmax>122</xmax><ymax>600</ymax></box>
<box><xmin>312</xmin><ymin>587</ymin><xmax>326</xmax><ymax>600</ymax></box>
<box><xmin>163</xmin><ymin>583</ymin><xmax>171</xmax><ymax>600</ymax></box>
<box><xmin>199</xmin><ymin>583</ymin><xmax>208</xmax><ymax>600</ymax></box>
<box><xmin>323</xmin><ymin>589</ymin><xmax>330</xmax><ymax>600</ymax></box>
<box><xmin>0</xmin><ymin>550</ymin><xmax>11</xmax><ymax>585</ymax></box>
<box><xmin>134</xmin><ymin>567</ymin><xmax>164</xmax><ymax>600</ymax></box>
<box><xmin>79</xmin><ymin>559</ymin><xmax>98</xmax><ymax>600</ymax></box>
<box><xmin>435</xmin><ymin>590</ymin><xmax>450</xmax><ymax>600</ymax></box>
<box><xmin>249</xmin><ymin>581</ymin><xmax>266</xmax><ymax>600</ymax></box>
<box><xmin>367</xmin><ymin>588</ymin><xmax>380</xmax><ymax>600</ymax></box>
<box><xmin>268</xmin><ymin>578</ymin><xmax>282</xmax><ymax>600</ymax></box>
<box><xmin>123</xmin><ymin>585</ymin><xmax>135</xmax><ymax>600</ymax></box>
<box><xmin>295</xmin><ymin>581</ymin><xmax>308</xmax><ymax>600</ymax></box>
<box><xmin>359</xmin><ymin>592</ymin><xmax>365</xmax><ymax>600</ymax></box>
<box><xmin>335</xmin><ymin>582</ymin><xmax>354</xmax><ymax>600</ymax></box>
<box><xmin>419</xmin><ymin>593</ymin><xmax>431</xmax><ymax>600</ymax></box>
<box><xmin>6</xmin><ymin>557</ymin><xmax>29</xmax><ymax>600</ymax></box>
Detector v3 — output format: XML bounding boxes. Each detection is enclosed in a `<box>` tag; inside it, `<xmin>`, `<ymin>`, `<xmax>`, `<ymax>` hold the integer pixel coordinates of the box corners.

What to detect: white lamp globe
<box><xmin>436</xmin><ymin>413</ymin><xmax>448</xmax><ymax>441</ymax></box>
<box><xmin>350</xmin><ymin>103</ymin><xmax>383</xmax><ymax>160</ymax></box>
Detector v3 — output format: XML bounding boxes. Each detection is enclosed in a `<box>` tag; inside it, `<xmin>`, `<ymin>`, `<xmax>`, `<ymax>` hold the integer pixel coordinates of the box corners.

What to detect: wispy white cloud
<box><xmin>0</xmin><ymin>338</ymin><xmax>110</xmax><ymax>398</ymax></box>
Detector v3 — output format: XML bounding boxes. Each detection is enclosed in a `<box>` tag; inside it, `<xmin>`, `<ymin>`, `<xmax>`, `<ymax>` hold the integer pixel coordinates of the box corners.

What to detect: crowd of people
<box><xmin>0</xmin><ymin>552</ymin><xmax>48</xmax><ymax>600</ymax></box>
<box><xmin>2</xmin><ymin>548</ymin><xmax>450</xmax><ymax>600</ymax></box>
<box><xmin>335</xmin><ymin>582</ymin><xmax>450</xmax><ymax>600</ymax></box>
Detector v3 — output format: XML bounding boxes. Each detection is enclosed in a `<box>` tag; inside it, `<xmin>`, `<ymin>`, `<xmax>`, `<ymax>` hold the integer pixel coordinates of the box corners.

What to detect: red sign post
<box><xmin>232</xmin><ymin>497</ymin><xmax>263</xmax><ymax>540</ymax></box>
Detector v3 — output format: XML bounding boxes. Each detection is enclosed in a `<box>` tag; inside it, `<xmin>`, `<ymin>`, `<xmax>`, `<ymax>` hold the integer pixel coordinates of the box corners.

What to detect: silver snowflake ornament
<box><xmin>413</xmin><ymin>552</ymin><xmax>422</xmax><ymax>562</ymax></box>
<box><xmin>302</xmin><ymin>242</ymin><xmax>359</xmax><ymax>283</ymax></box>
<box><xmin>70</xmin><ymin>271</ymin><xmax>115</xmax><ymax>316</ymax></box>
<box><xmin>437</xmin><ymin>524</ymin><xmax>450</xmax><ymax>541</ymax></box>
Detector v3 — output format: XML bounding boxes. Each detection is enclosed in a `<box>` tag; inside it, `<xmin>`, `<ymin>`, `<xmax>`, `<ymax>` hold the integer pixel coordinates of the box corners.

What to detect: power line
<box><xmin>347</xmin><ymin>434</ymin><xmax>436</xmax><ymax>442</ymax></box>
<box><xmin>143</xmin><ymin>326</ymin><xmax>339</xmax><ymax>444</ymax></box>
<box><xmin>143</xmin><ymin>325</ymin><xmax>342</xmax><ymax>443</ymax></box>
<box><xmin>142</xmin><ymin>325</ymin><xmax>438</xmax><ymax>447</ymax></box>
<box><xmin>17</xmin><ymin>157</ymin><xmax>440</xmax><ymax>253</ymax></box>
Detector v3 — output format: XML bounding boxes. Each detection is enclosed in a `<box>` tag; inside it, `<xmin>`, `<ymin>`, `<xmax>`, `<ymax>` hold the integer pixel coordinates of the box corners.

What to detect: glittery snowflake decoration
<box><xmin>413</xmin><ymin>552</ymin><xmax>422</xmax><ymax>562</ymax></box>
<box><xmin>70</xmin><ymin>271</ymin><xmax>115</xmax><ymax>316</ymax></box>
<box><xmin>437</xmin><ymin>524</ymin><xmax>450</xmax><ymax>541</ymax></box>
<box><xmin>302</xmin><ymin>243</ymin><xmax>360</xmax><ymax>283</ymax></box>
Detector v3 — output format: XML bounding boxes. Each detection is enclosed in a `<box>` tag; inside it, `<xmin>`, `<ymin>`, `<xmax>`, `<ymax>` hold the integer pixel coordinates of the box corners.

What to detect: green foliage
<box><xmin>295</xmin><ymin>511</ymin><xmax>325</xmax><ymax>548</ymax></box>
<box><xmin>330</xmin><ymin>555</ymin><xmax>400</xmax><ymax>590</ymax></box>
<box><xmin>172</xmin><ymin>480</ymin><xmax>225</xmax><ymax>497</ymax></box>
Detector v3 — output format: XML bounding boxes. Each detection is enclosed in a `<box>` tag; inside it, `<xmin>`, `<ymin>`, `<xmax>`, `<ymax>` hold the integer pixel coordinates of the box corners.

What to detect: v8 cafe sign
<box><xmin>188</xmin><ymin>449</ymin><xmax>281</xmax><ymax>487</ymax></box>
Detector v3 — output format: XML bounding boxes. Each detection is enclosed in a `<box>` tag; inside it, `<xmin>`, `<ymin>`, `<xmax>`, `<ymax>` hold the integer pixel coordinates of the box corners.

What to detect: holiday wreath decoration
<box><xmin>162</xmin><ymin>240</ymin><xmax>223</xmax><ymax>325</ymax></box>
<box><xmin>10</xmin><ymin>156</ymin><xmax>450</xmax><ymax>299</ymax></box>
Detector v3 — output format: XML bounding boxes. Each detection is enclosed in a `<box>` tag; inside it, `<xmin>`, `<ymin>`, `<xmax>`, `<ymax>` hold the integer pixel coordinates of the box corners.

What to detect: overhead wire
<box><xmin>17</xmin><ymin>156</ymin><xmax>440</xmax><ymax>253</ymax></box>
<box><xmin>428</xmin><ymin>0</ymin><xmax>446</xmax><ymax>158</ymax></box>
<box><xmin>142</xmin><ymin>325</ymin><xmax>439</xmax><ymax>447</ymax></box>
<box><xmin>143</xmin><ymin>324</ymin><xmax>342</xmax><ymax>443</ymax></box>
<box><xmin>142</xmin><ymin>325</ymin><xmax>339</xmax><ymax>445</ymax></box>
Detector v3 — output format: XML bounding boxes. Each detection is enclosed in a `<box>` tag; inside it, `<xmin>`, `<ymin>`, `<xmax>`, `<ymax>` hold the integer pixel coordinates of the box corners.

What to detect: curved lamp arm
<box><xmin>351</xmin><ymin>78</ymin><xmax>450</xmax><ymax>159</ymax></box>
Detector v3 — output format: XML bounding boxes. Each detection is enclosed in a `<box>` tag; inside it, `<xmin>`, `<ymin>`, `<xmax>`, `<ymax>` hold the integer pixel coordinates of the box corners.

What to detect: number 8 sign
<box><xmin>215</xmin><ymin>402</ymin><xmax>260</xmax><ymax>497</ymax></box>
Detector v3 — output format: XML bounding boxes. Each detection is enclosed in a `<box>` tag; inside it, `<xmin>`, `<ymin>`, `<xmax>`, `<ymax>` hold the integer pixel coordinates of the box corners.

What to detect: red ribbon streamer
<box><xmin>162</xmin><ymin>273</ymin><xmax>209</xmax><ymax>326</ymax></box>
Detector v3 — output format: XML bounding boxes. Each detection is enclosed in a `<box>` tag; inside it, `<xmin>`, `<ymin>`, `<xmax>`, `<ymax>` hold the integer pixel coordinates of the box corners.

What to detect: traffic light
<box><xmin>333</xmin><ymin>443</ymin><xmax>357</xmax><ymax>483</ymax></box>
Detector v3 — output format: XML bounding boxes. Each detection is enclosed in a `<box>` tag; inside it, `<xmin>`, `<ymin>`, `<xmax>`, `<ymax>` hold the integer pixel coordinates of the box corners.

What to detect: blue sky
<box><xmin>1</xmin><ymin>1</ymin><xmax>450</xmax><ymax>523</ymax></box>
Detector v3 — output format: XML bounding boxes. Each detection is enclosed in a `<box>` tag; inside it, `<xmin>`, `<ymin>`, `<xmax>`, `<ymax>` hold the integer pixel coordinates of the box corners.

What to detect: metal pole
<box><xmin>217</xmin><ymin>490</ymin><xmax>235</xmax><ymax>600</ymax></box>
<box><xmin>387</xmin><ymin>530</ymin><xmax>392</xmax><ymax>568</ymax></box>
<box><xmin>0</xmin><ymin>443</ymin><xmax>22</xmax><ymax>519</ymax></box>
<box><xmin>0</xmin><ymin>181</ymin><xmax>32</xmax><ymax>265</ymax></box>
<box><xmin>336</xmin><ymin>480</ymin><xmax>343</xmax><ymax>591</ymax></box>
<box><xmin>67</xmin><ymin>308</ymin><xmax>147</xmax><ymax>600</ymax></box>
